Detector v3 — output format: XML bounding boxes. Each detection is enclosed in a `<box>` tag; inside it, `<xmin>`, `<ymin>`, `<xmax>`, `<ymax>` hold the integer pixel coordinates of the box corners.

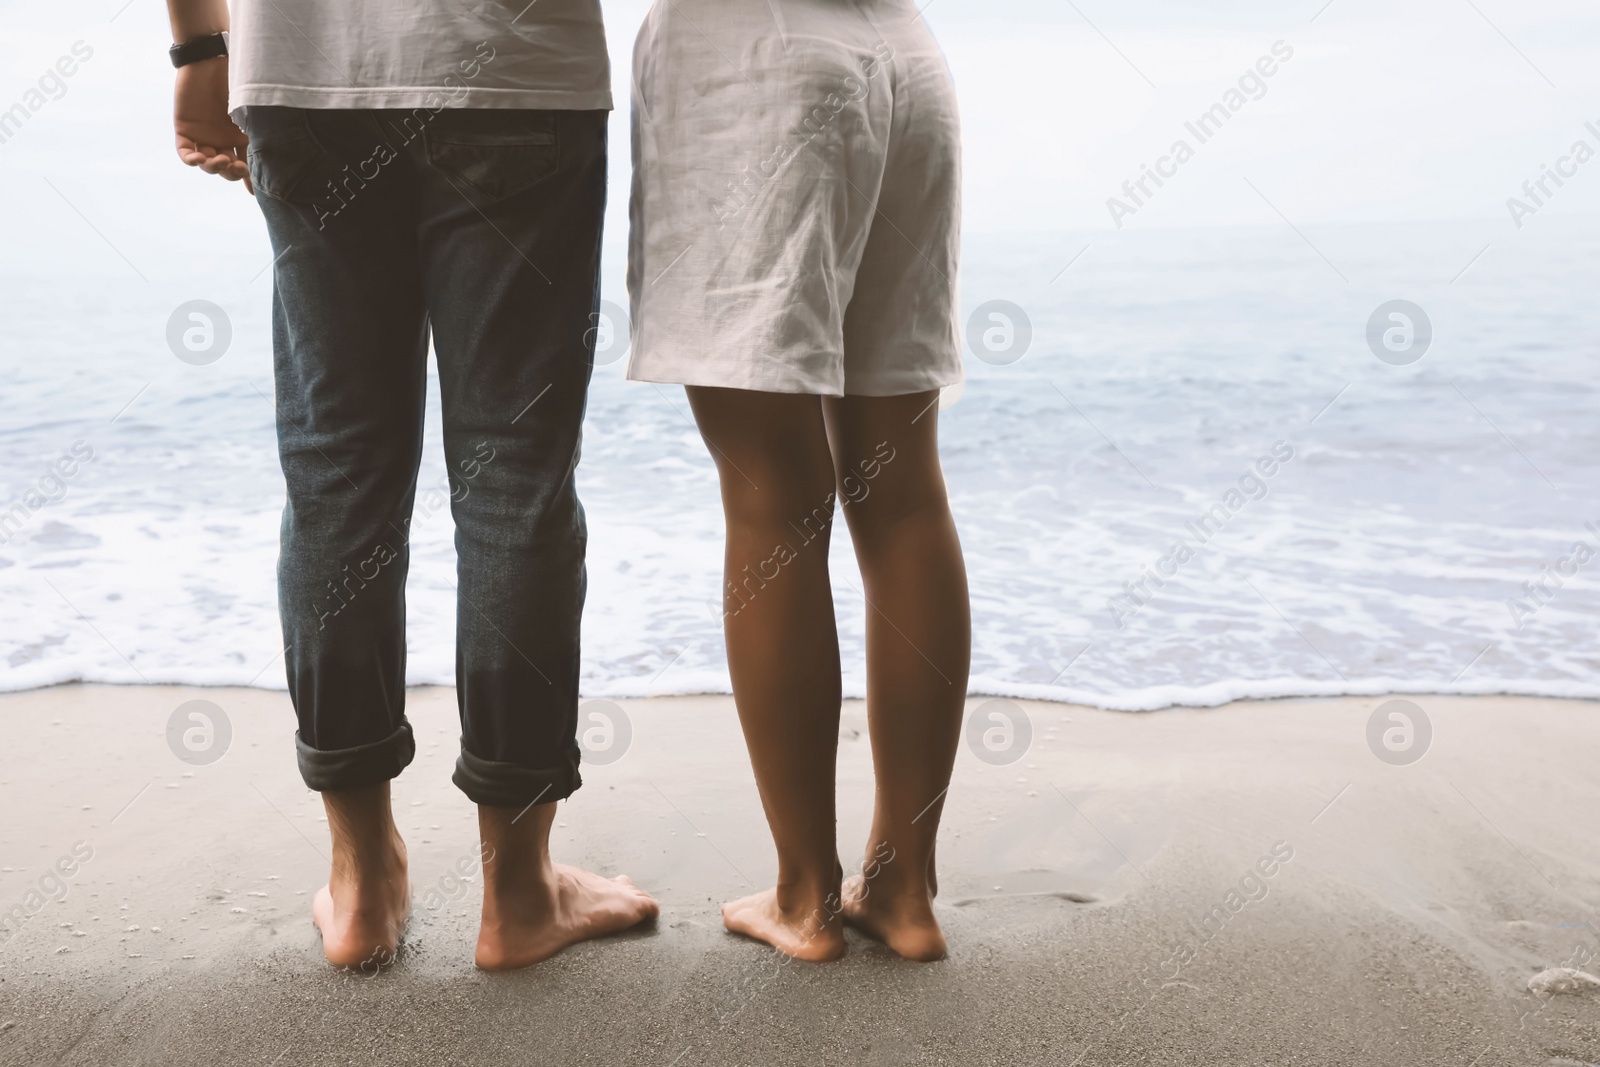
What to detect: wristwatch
<box><xmin>169</xmin><ymin>32</ymin><xmax>229</xmax><ymax>69</ymax></box>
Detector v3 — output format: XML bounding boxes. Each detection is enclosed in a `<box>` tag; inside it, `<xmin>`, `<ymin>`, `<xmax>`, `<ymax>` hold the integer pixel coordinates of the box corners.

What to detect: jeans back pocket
<box><xmin>424</xmin><ymin>111</ymin><xmax>560</xmax><ymax>203</ymax></box>
<box><xmin>244</xmin><ymin>107</ymin><xmax>335</xmax><ymax>204</ymax></box>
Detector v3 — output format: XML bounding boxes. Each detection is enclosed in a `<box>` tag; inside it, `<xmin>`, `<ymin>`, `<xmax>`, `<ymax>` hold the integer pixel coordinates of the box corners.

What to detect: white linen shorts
<box><xmin>625</xmin><ymin>0</ymin><xmax>963</xmax><ymax>397</ymax></box>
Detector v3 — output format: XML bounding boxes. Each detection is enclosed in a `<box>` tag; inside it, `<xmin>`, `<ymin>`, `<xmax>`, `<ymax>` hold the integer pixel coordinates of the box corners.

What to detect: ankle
<box><xmin>332</xmin><ymin>822</ymin><xmax>405</xmax><ymax>862</ymax></box>
<box><xmin>328</xmin><ymin>859</ymin><xmax>406</xmax><ymax>909</ymax></box>
<box><xmin>323</xmin><ymin>784</ymin><xmax>406</xmax><ymax>872</ymax></box>
<box><xmin>476</xmin><ymin>801</ymin><xmax>559</xmax><ymax>905</ymax></box>
<box><xmin>852</xmin><ymin>854</ymin><xmax>932</xmax><ymax>902</ymax></box>
<box><xmin>483</xmin><ymin>857</ymin><xmax>557</xmax><ymax>901</ymax></box>
<box><xmin>860</xmin><ymin>880</ymin><xmax>934</xmax><ymax>912</ymax></box>
<box><xmin>773</xmin><ymin>873</ymin><xmax>844</xmax><ymax>923</ymax></box>
<box><xmin>329</xmin><ymin>845</ymin><xmax>406</xmax><ymax>898</ymax></box>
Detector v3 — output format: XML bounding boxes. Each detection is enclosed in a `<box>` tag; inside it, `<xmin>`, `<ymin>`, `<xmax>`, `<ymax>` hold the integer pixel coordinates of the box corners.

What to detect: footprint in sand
<box><xmin>1528</xmin><ymin>968</ymin><xmax>1600</xmax><ymax>996</ymax></box>
<box><xmin>952</xmin><ymin>890</ymin><xmax>1099</xmax><ymax>907</ymax></box>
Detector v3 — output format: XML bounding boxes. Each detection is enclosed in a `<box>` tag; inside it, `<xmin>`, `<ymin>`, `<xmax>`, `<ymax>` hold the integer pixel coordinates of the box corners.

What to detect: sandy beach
<box><xmin>1</xmin><ymin>685</ymin><xmax>1598</xmax><ymax>1066</ymax></box>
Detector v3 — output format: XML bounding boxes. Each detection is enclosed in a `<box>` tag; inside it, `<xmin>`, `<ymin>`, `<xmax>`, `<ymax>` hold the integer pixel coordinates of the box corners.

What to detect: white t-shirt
<box><xmin>228</xmin><ymin>0</ymin><xmax>612</xmax><ymax>114</ymax></box>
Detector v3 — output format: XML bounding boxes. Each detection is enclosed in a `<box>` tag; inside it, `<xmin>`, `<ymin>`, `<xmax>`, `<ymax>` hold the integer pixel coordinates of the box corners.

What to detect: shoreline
<box><xmin>4</xmin><ymin>676</ymin><xmax>1600</xmax><ymax>713</ymax></box>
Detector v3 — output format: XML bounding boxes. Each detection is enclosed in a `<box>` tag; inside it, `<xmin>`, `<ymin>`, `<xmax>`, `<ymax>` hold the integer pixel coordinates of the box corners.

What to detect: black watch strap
<box><xmin>169</xmin><ymin>32</ymin><xmax>229</xmax><ymax>69</ymax></box>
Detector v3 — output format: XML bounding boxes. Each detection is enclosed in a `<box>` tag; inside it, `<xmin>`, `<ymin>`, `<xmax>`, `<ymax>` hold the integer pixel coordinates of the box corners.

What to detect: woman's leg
<box><xmin>685</xmin><ymin>386</ymin><xmax>848</xmax><ymax>961</ymax></box>
<box><xmin>823</xmin><ymin>390</ymin><xmax>971</xmax><ymax>961</ymax></box>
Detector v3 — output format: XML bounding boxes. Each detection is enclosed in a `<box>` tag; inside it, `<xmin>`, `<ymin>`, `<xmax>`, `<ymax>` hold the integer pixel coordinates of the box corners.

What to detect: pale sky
<box><xmin>0</xmin><ymin>0</ymin><xmax>1596</xmax><ymax>279</ymax></box>
<box><xmin>930</xmin><ymin>0</ymin><xmax>1600</xmax><ymax>231</ymax></box>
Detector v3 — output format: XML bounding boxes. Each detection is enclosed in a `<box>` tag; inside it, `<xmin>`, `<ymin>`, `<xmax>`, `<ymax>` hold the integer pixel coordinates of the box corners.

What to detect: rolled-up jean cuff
<box><xmin>296</xmin><ymin>720</ymin><xmax>417</xmax><ymax>792</ymax></box>
<box><xmin>453</xmin><ymin>747</ymin><xmax>582</xmax><ymax>809</ymax></box>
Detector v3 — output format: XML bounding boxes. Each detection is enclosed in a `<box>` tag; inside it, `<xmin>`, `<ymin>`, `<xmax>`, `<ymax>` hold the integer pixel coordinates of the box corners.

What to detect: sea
<box><xmin>3</xmin><ymin>206</ymin><xmax>1596</xmax><ymax>710</ymax></box>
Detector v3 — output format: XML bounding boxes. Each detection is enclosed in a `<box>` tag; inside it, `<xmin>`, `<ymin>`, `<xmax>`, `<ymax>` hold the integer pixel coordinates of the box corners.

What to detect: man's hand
<box><xmin>174</xmin><ymin>55</ymin><xmax>251</xmax><ymax>193</ymax></box>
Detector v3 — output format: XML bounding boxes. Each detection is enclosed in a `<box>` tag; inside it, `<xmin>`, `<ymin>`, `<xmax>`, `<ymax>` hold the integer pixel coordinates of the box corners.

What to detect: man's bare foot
<box><xmin>475</xmin><ymin>864</ymin><xmax>659</xmax><ymax>971</ymax></box>
<box><xmin>311</xmin><ymin>784</ymin><xmax>410</xmax><ymax>969</ymax></box>
<box><xmin>841</xmin><ymin>872</ymin><xmax>947</xmax><ymax>961</ymax></box>
<box><xmin>474</xmin><ymin>798</ymin><xmax>659</xmax><ymax>970</ymax></box>
<box><xmin>721</xmin><ymin>887</ymin><xmax>847</xmax><ymax>961</ymax></box>
<box><xmin>312</xmin><ymin>877</ymin><xmax>409</xmax><ymax>970</ymax></box>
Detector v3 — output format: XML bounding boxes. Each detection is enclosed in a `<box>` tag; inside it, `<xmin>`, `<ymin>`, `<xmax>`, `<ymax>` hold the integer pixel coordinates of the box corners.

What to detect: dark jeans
<box><xmin>242</xmin><ymin>105</ymin><xmax>607</xmax><ymax>808</ymax></box>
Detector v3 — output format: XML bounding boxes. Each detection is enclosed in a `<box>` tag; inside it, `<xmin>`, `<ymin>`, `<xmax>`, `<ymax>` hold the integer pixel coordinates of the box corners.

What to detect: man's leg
<box><xmin>248</xmin><ymin>105</ymin><xmax>428</xmax><ymax>967</ymax></box>
<box><xmin>409</xmin><ymin>107</ymin><xmax>656</xmax><ymax>968</ymax></box>
<box><xmin>311</xmin><ymin>782</ymin><xmax>409</xmax><ymax>969</ymax></box>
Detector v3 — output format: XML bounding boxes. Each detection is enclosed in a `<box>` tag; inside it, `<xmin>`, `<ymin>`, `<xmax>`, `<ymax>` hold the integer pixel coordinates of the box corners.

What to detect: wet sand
<box><xmin>1</xmin><ymin>685</ymin><xmax>1598</xmax><ymax>1066</ymax></box>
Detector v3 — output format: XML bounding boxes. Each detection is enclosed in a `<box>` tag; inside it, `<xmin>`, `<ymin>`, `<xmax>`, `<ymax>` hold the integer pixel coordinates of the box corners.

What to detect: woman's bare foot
<box><xmin>841</xmin><ymin>872</ymin><xmax>947</xmax><ymax>962</ymax></box>
<box><xmin>721</xmin><ymin>887</ymin><xmax>847</xmax><ymax>961</ymax></box>
<box><xmin>475</xmin><ymin>864</ymin><xmax>659</xmax><ymax>971</ymax></box>
<box><xmin>311</xmin><ymin>784</ymin><xmax>410</xmax><ymax>969</ymax></box>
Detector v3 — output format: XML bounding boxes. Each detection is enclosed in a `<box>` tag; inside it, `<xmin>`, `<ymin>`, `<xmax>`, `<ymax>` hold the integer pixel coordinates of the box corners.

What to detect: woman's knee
<box><xmin>687</xmin><ymin>386</ymin><xmax>837</xmax><ymax>519</ymax></box>
<box><xmin>727</xmin><ymin>475</ymin><xmax>840</xmax><ymax>543</ymax></box>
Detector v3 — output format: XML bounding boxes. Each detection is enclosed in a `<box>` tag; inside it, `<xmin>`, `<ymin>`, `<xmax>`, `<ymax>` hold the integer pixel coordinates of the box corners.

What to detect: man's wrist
<box><xmin>167</xmin><ymin>0</ymin><xmax>230</xmax><ymax>43</ymax></box>
<box><xmin>170</xmin><ymin>31</ymin><xmax>229</xmax><ymax>69</ymax></box>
